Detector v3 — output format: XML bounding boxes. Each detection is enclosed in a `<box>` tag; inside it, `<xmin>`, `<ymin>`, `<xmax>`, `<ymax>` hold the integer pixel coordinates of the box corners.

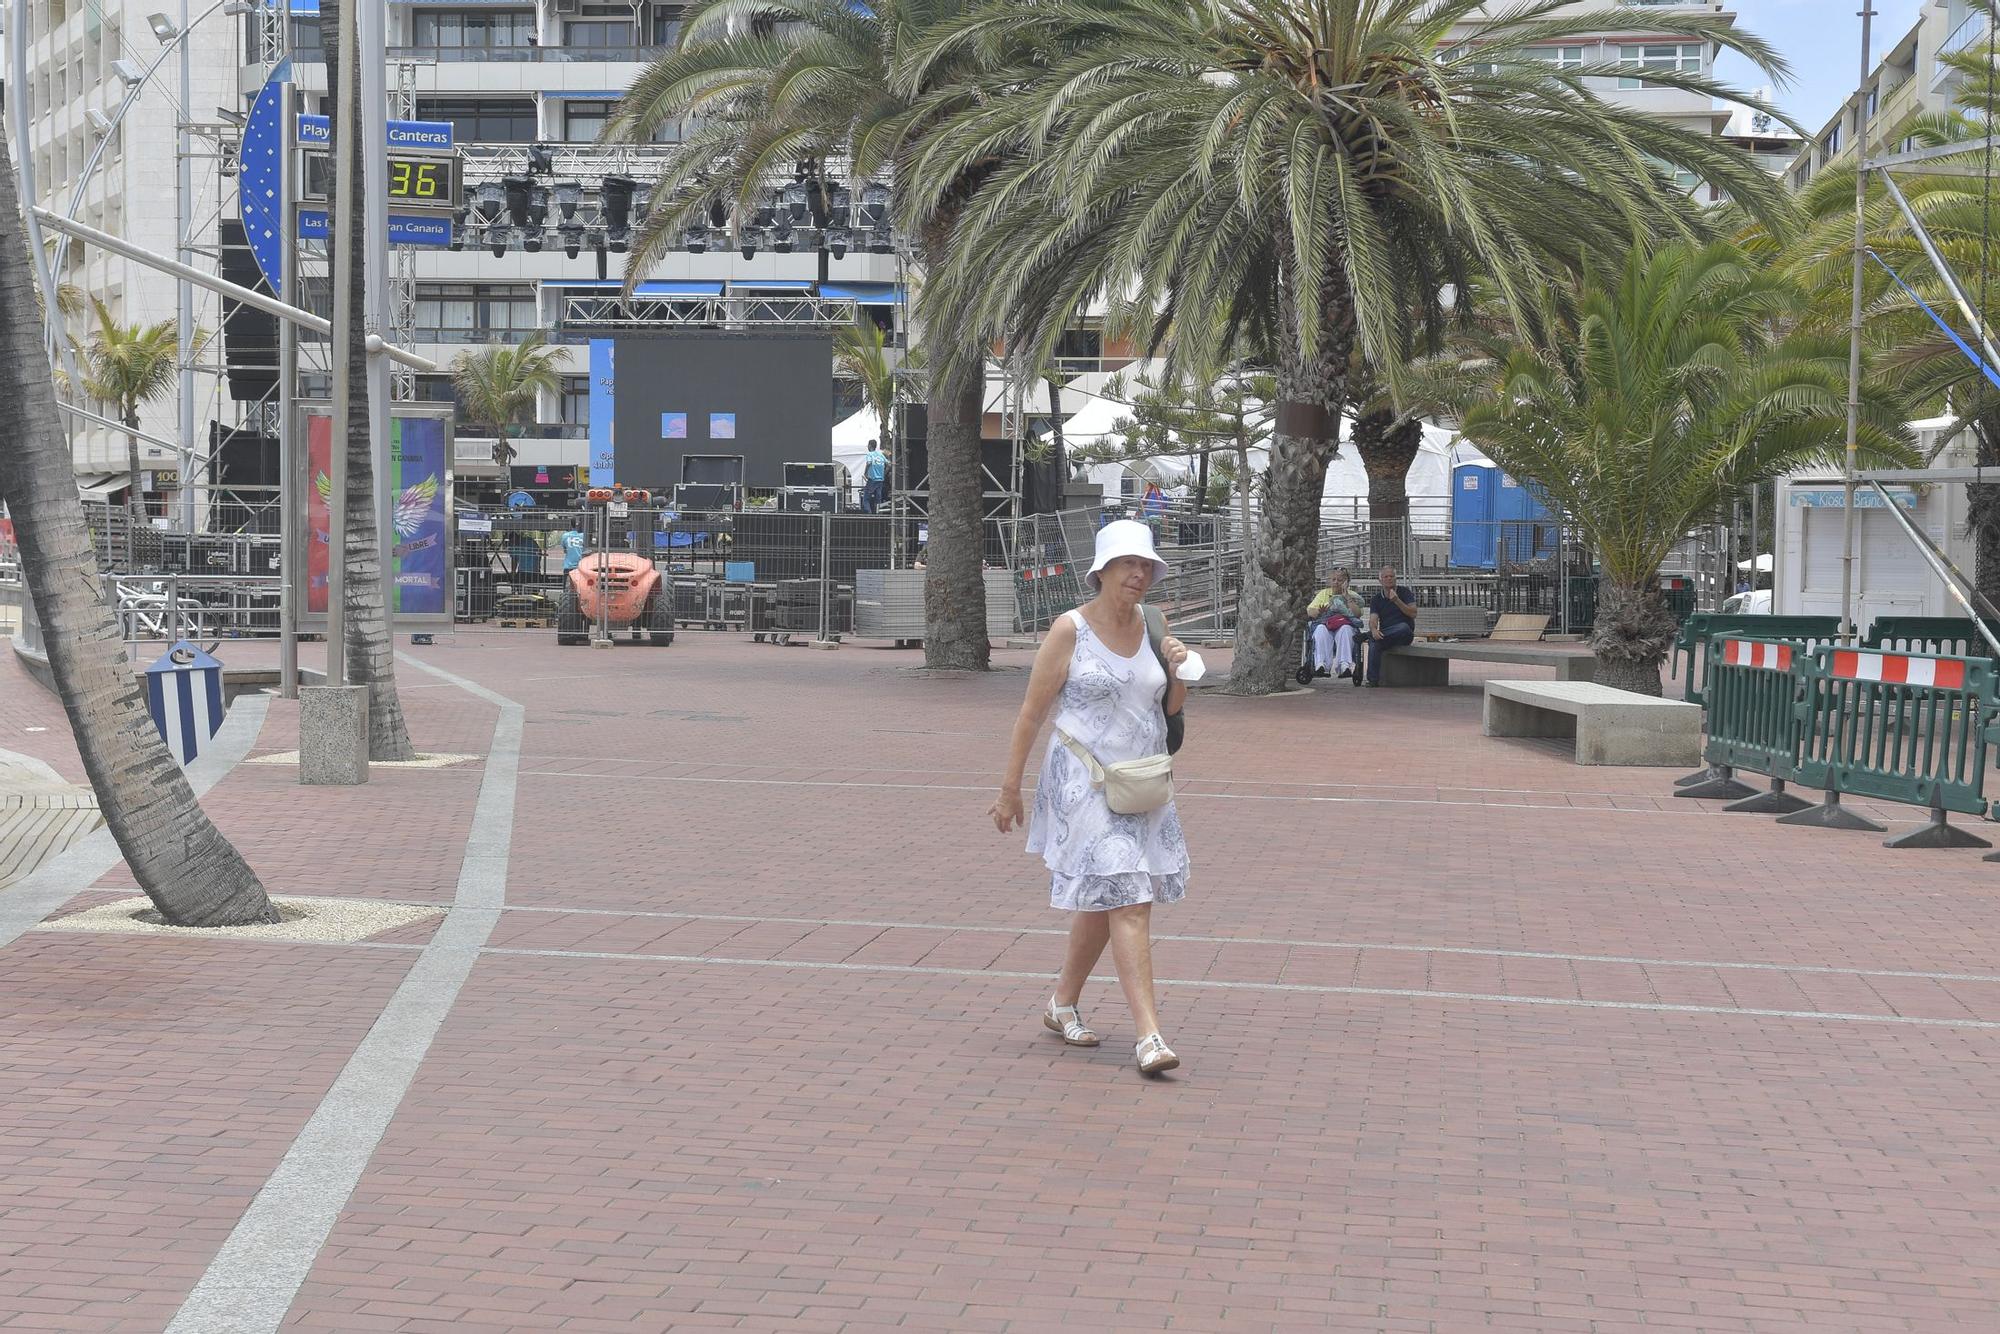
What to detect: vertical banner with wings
<box><xmin>390</xmin><ymin>415</ymin><xmax>448</xmax><ymax>615</ymax></box>
<box><xmin>307</xmin><ymin>412</ymin><xmax>333</xmax><ymax>615</ymax></box>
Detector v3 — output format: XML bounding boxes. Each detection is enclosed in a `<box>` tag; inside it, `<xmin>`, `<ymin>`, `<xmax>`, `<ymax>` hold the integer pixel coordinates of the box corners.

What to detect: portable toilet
<box><xmin>1495</xmin><ymin>473</ymin><xmax>1556</xmax><ymax>564</ymax></box>
<box><xmin>1450</xmin><ymin>463</ymin><xmax>1496</xmax><ymax>569</ymax></box>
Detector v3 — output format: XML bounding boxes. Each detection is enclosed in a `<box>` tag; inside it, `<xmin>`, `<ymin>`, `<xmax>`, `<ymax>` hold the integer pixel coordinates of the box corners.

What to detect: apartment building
<box><xmin>1451</xmin><ymin>1</ymin><xmax>1744</xmax><ymax>197</ymax></box>
<box><xmin>1789</xmin><ymin>1</ymin><xmax>1982</xmax><ymax>189</ymax></box>
<box><xmin>5</xmin><ymin>0</ymin><xmax>240</xmax><ymax>489</ymax></box>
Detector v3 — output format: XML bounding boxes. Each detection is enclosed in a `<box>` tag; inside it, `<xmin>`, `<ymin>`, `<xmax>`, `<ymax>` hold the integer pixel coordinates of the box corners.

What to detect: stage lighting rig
<box><xmin>524</xmin><ymin>186</ymin><xmax>550</xmax><ymax>252</ymax></box>
<box><xmin>859</xmin><ymin>181</ymin><xmax>890</xmax><ymax>228</ymax></box>
<box><xmin>600</xmin><ymin>174</ymin><xmax>638</xmax><ymax>252</ymax></box>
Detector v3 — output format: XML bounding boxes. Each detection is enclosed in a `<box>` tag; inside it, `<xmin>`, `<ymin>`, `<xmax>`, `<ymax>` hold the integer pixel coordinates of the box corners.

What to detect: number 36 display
<box><xmin>388</xmin><ymin>157</ymin><xmax>451</xmax><ymax>203</ymax></box>
<box><xmin>300</xmin><ymin>150</ymin><xmax>459</xmax><ymax>214</ymax></box>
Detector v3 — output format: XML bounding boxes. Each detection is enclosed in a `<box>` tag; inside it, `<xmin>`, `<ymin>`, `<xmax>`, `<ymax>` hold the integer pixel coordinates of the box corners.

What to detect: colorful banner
<box><xmin>390</xmin><ymin>416</ymin><xmax>448</xmax><ymax>615</ymax></box>
<box><xmin>307</xmin><ymin>412</ymin><xmax>333</xmax><ymax>614</ymax></box>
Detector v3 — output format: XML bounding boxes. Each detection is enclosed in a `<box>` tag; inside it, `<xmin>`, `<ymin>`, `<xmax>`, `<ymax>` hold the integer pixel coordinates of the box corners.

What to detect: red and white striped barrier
<box><xmin>1018</xmin><ymin>564</ymin><xmax>1067</xmax><ymax>582</ymax></box>
<box><xmin>1830</xmin><ymin>649</ymin><xmax>1968</xmax><ymax>689</ymax></box>
<box><xmin>1722</xmin><ymin>638</ymin><xmax>1792</xmax><ymax>671</ymax></box>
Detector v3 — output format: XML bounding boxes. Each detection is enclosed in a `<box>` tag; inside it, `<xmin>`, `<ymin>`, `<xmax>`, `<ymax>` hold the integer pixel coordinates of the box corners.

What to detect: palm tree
<box><xmin>79</xmin><ymin>297</ymin><xmax>206</xmax><ymax>566</ymax></box>
<box><xmin>609</xmin><ymin>0</ymin><xmax>999</xmax><ymax>670</ymax></box>
<box><xmin>1455</xmin><ymin>243</ymin><xmax>1916</xmax><ymax>694</ymax></box>
<box><xmin>0</xmin><ymin>149</ymin><xmax>279</xmax><ymax>926</ymax></box>
<box><xmin>833</xmin><ymin>315</ymin><xmax>898</xmax><ymax>458</ymax></box>
<box><xmin>452</xmin><ymin>330</ymin><xmax>565</xmax><ymax>467</ymax></box>
<box><xmin>325</xmin><ymin>0</ymin><xmax>416</xmax><ymax>761</ymax></box>
<box><xmin>907</xmin><ymin>0</ymin><xmax>1794</xmax><ymax>692</ymax></box>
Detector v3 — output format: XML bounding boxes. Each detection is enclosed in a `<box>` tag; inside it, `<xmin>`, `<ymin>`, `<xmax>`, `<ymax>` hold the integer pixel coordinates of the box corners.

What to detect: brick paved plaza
<box><xmin>3</xmin><ymin>632</ymin><xmax>1999</xmax><ymax>1331</ymax></box>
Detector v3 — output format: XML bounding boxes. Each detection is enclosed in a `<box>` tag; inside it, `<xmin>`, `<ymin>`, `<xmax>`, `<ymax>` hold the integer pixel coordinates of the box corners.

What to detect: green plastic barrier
<box><xmin>1699</xmin><ymin>636</ymin><xmax>1810</xmax><ymax>812</ymax></box>
<box><xmin>1862</xmin><ymin>616</ymin><xmax>2000</xmax><ymax>661</ymax></box>
<box><xmin>1674</xmin><ymin>614</ymin><xmax>1842</xmax><ymax>707</ymax></box>
<box><xmin>1788</xmin><ymin>644</ymin><xmax>2000</xmax><ymax>847</ymax></box>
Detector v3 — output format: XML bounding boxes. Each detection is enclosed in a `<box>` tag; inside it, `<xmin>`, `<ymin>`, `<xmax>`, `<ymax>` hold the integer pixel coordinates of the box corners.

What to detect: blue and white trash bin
<box><xmin>143</xmin><ymin>640</ymin><xmax>224</xmax><ymax>765</ymax></box>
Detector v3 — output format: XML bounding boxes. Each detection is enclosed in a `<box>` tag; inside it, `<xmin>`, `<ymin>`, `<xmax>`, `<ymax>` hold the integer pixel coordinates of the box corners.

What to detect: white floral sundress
<box><xmin>1026</xmin><ymin>609</ymin><xmax>1191</xmax><ymax>912</ymax></box>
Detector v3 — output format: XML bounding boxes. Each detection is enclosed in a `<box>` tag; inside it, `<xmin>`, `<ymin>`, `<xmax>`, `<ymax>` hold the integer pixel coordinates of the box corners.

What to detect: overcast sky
<box><xmin>1712</xmin><ymin>0</ymin><xmax>1930</xmax><ymax>135</ymax></box>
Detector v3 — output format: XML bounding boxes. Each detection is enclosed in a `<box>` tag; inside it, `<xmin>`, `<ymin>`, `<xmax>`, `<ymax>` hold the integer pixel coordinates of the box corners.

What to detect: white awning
<box><xmin>76</xmin><ymin>473</ymin><xmax>127</xmax><ymax>501</ymax></box>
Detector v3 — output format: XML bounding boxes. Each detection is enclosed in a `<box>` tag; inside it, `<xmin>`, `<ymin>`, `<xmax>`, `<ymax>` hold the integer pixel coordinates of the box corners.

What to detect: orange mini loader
<box><xmin>556</xmin><ymin>487</ymin><xmax>675</xmax><ymax>647</ymax></box>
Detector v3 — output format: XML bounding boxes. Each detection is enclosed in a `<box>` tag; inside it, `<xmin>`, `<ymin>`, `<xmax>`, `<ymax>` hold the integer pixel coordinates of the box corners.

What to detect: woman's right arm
<box><xmin>991</xmin><ymin>618</ymin><xmax>1076</xmax><ymax>833</ymax></box>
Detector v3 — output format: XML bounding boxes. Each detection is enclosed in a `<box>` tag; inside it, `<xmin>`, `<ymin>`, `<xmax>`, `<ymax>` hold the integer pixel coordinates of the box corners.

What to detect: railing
<box><xmin>102</xmin><ymin>574</ymin><xmax>284</xmax><ymax>644</ymax></box>
<box><xmin>385</xmin><ymin>44</ymin><xmax>669</xmax><ymax>64</ymax></box>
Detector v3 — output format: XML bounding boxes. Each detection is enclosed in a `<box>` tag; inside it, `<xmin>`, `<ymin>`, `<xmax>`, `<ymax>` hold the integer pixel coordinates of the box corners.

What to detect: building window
<box><xmin>1053</xmin><ymin>328</ymin><xmax>1102</xmax><ymax>366</ymax></box>
<box><xmin>560</xmin><ymin>376</ymin><xmax>589</xmax><ymax>427</ymax></box>
<box><xmin>1644</xmin><ymin>155</ymin><xmax>1699</xmax><ymax>194</ymax></box>
<box><xmin>652</xmin><ymin>6</ymin><xmax>685</xmax><ymax>47</ymax></box>
<box><xmin>564</xmin><ymin>100</ymin><xmax>612</xmax><ymax>143</ymax></box>
<box><xmin>1821</xmin><ymin>121</ymin><xmax>1842</xmax><ymax>159</ymax></box>
<box><xmin>411</xmin><ymin>11</ymin><xmax>535</xmax><ymax>50</ymax></box>
<box><xmin>414</xmin><ymin>284</ymin><xmax>537</xmax><ymax>342</ymax></box>
<box><xmin>1864</xmin><ymin>85</ymin><xmax>1879</xmax><ymax>122</ymax></box>
<box><xmin>563</xmin><ymin>20</ymin><xmax>632</xmax><ymax>48</ymax></box>
<box><xmin>1618</xmin><ymin>43</ymin><xmax>1704</xmax><ymax>89</ymax></box>
<box><xmin>416</xmin><ymin>97</ymin><xmax>536</xmax><ymax>144</ymax></box>
<box><xmin>1526</xmin><ymin>45</ymin><xmax>1587</xmax><ymax>69</ymax></box>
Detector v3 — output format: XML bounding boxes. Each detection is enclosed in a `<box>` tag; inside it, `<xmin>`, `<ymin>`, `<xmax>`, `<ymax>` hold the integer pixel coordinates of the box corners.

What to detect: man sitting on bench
<box><xmin>1363</xmin><ymin>566</ymin><xmax>1418</xmax><ymax>687</ymax></box>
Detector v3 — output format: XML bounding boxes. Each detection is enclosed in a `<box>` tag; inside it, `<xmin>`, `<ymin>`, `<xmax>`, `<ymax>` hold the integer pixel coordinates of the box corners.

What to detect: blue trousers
<box><xmin>1364</xmin><ymin>623</ymin><xmax>1415</xmax><ymax>684</ymax></box>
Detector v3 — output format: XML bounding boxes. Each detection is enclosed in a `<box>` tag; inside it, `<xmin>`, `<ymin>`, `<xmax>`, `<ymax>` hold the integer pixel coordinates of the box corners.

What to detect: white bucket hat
<box><xmin>1086</xmin><ymin>519</ymin><xmax>1170</xmax><ymax>591</ymax></box>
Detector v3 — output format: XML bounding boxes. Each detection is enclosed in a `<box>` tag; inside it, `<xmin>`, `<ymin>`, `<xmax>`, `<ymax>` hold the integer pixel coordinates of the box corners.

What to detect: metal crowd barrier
<box><xmin>1692</xmin><ymin>632</ymin><xmax>2000</xmax><ymax>852</ymax></box>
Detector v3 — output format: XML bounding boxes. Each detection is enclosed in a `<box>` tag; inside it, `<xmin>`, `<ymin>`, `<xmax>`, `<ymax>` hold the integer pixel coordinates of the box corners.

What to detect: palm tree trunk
<box><xmin>1353</xmin><ymin>407</ymin><xmax>1422</xmax><ymax>572</ymax></box>
<box><xmin>0</xmin><ymin>149</ymin><xmax>278</xmax><ymax>927</ymax></box>
<box><xmin>327</xmin><ymin>0</ymin><xmax>416</xmax><ymax>761</ymax></box>
<box><xmin>1045</xmin><ymin>372</ymin><xmax>1067</xmax><ymax>511</ymax></box>
<box><xmin>1590</xmin><ymin>576</ymin><xmax>1677</xmax><ymax>696</ymax></box>
<box><xmin>918</xmin><ymin>221</ymin><xmax>989</xmax><ymax>671</ymax></box>
<box><xmin>123</xmin><ymin>408</ymin><xmax>142</xmax><ymax>568</ymax></box>
<box><xmin>1226</xmin><ymin>269</ymin><xmax>1351</xmax><ymax>694</ymax></box>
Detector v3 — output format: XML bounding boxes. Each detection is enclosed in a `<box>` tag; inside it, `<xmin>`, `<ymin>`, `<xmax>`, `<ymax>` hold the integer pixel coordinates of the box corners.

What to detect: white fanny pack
<box><xmin>1057</xmin><ymin>730</ymin><xmax>1174</xmax><ymax>816</ymax></box>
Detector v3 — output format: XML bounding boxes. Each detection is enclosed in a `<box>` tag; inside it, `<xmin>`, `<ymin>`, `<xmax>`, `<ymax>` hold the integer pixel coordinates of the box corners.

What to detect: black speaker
<box><xmin>896</xmin><ymin>402</ymin><xmax>928</xmax><ymax>491</ymax></box>
<box><xmin>217</xmin><ymin>219</ymin><xmax>278</xmax><ymax>402</ymax></box>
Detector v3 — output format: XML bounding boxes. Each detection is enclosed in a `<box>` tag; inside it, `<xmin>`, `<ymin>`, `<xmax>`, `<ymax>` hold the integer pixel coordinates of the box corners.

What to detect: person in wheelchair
<box><xmin>1305</xmin><ymin>567</ymin><xmax>1367</xmax><ymax>680</ymax></box>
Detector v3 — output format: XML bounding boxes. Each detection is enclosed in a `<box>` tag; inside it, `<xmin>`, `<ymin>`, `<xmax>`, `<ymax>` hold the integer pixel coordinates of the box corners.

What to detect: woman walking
<box><xmin>991</xmin><ymin>520</ymin><xmax>1191</xmax><ymax>1075</ymax></box>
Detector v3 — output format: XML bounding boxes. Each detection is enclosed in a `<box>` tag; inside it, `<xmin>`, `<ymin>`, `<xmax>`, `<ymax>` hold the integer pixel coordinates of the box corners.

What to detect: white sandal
<box><xmin>1136</xmin><ymin>1033</ymin><xmax>1179</xmax><ymax>1075</ymax></box>
<box><xmin>1043</xmin><ymin>998</ymin><xmax>1100</xmax><ymax>1047</ymax></box>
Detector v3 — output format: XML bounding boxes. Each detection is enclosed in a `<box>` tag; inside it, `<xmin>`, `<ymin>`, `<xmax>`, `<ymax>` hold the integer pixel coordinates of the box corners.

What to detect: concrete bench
<box><xmin>1379</xmin><ymin>639</ymin><xmax>1596</xmax><ymax>687</ymax></box>
<box><xmin>1482</xmin><ymin>680</ymin><xmax>1701</xmax><ymax>767</ymax></box>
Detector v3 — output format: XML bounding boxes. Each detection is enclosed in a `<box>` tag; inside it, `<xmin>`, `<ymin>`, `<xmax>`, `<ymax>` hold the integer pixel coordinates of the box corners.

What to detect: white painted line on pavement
<box><xmin>488</xmin><ymin>905</ymin><xmax>2000</xmax><ymax>987</ymax></box>
<box><xmin>511</xmin><ymin>768</ymin><xmax>1854</xmax><ymax>819</ymax></box>
<box><xmin>477</xmin><ymin>946</ymin><xmax>2000</xmax><ymax>1033</ymax></box>
<box><xmin>166</xmin><ymin>656</ymin><xmax>523</xmax><ymax>1334</ymax></box>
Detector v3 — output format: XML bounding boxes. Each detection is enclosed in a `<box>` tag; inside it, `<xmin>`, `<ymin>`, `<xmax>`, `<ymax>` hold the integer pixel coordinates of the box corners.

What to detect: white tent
<box><xmin>1317</xmin><ymin>419</ymin><xmax>1456</xmax><ymax>511</ymax></box>
<box><xmin>831</xmin><ymin>408</ymin><xmax>880</xmax><ymax>481</ymax></box>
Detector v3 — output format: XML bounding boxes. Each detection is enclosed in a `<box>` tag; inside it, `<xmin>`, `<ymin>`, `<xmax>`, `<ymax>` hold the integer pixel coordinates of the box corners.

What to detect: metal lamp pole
<box><xmin>1839</xmin><ymin>3</ymin><xmax>1875</xmax><ymax>643</ymax></box>
<box><xmin>177</xmin><ymin>0</ymin><xmax>198</xmax><ymax>537</ymax></box>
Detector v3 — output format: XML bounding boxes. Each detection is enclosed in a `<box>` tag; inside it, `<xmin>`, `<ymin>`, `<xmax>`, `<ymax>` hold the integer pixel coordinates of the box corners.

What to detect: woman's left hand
<box><xmin>1160</xmin><ymin>636</ymin><xmax>1190</xmax><ymax>671</ymax></box>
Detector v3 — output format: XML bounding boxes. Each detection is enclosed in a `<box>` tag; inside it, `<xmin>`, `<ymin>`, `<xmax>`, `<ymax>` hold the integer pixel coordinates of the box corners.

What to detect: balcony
<box><xmin>1937</xmin><ymin>12</ymin><xmax>1991</xmax><ymax>88</ymax></box>
<box><xmin>387</xmin><ymin>45</ymin><xmax>666</xmax><ymax>63</ymax></box>
<box><xmin>292</xmin><ymin>45</ymin><xmax>667</xmax><ymax>65</ymax></box>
